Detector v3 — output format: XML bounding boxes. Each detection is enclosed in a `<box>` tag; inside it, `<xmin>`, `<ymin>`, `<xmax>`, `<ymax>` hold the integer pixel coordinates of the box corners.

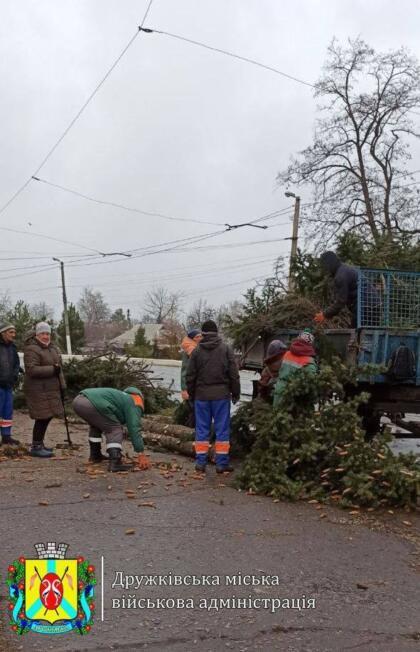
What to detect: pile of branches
<box><xmin>63</xmin><ymin>354</ymin><xmax>173</xmax><ymax>413</ymax></box>
<box><xmin>225</xmin><ymin>292</ymin><xmax>349</xmax><ymax>351</ymax></box>
<box><xmin>236</xmin><ymin>361</ymin><xmax>419</xmax><ymax>508</ymax></box>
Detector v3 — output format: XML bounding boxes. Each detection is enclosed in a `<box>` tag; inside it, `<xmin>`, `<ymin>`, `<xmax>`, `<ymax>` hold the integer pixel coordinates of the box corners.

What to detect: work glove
<box><xmin>314</xmin><ymin>312</ymin><xmax>326</xmax><ymax>324</ymax></box>
<box><xmin>53</xmin><ymin>364</ymin><xmax>61</xmax><ymax>377</ymax></box>
<box><xmin>137</xmin><ymin>452</ymin><xmax>151</xmax><ymax>470</ymax></box>
<box><xmin>181</xmin><ymin>390</ymin><xmax>189</xmax><ymax>401</ymax></box>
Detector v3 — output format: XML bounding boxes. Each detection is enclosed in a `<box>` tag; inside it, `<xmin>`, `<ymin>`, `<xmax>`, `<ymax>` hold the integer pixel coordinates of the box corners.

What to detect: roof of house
<box><xmin>108</xmin><ymin>323</ymin><xmax>163</xmax><ymax>346</ymax></box>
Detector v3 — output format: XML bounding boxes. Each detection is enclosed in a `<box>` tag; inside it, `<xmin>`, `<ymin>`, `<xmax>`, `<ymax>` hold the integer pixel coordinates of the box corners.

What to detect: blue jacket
<box><xmin>0</xmin><ymin>339</ymin><xmax>20</xmax><ymax>388</ymax></box>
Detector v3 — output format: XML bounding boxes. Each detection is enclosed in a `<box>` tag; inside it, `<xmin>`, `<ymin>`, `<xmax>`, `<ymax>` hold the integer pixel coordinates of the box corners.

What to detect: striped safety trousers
<box><xmin>194</xmin><ymin>399</ymin><xmax>231</xmax><ymax>468</ymax></box>
<box><xmin>0</xmin><ymin>387</ymin><xmax>13</xmax><ymax>438</ymax></box>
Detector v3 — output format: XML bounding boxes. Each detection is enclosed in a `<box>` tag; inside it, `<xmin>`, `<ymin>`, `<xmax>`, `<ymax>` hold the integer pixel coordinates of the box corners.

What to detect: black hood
<box><xmin>320</xmin><ymin>251</ymin><xmax>340</xmax><ymax>275</ymax></box>
<box><xmin>199</xmin><ymin>332</ymin><xmax>222</xmax><ymax>350</ymax></box>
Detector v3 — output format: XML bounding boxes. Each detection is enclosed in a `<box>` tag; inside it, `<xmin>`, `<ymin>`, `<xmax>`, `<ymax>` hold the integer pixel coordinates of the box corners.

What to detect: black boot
<box><xmin>89</xmin><ymin>440</ymin><xmax>108</xmax><ymax>463</ymax></box>
<box><xmin>108</xmin><ymin>448</ymin><xmax>133</xmax><ymax>473</ymax></box>
<box><xmin>216</xmin><ymin>464</ymin><xmax>234</xmax><ymax>474</ymax></box>
<box><xmin>30</xmin><ymin>444</ymin><xmax>53</xmax><ymax>458</ymax></box>
<box><xmin>195</xmin><ymin>463</ymin><xmax>206</xmax><ymax>473</ymax></box>
<box><xmin>1</xmin><ymin>436</ymin><xmax>20</xmax><ymax>446</ymax></box>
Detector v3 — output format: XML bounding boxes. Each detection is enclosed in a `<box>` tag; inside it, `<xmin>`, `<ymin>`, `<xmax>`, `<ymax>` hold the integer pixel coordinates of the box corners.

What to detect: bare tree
<box><xmin>186</xmin><ymin>299</ymin><xmax>218</xmax><ymax>329</ymax></box>
<box><xmin>278</xmin><ymin>38</ymin><xmax>420</xmax><ymax>245</ymax></box>
<box><xmin>78</xmin><ymin>287</ymin><xmax>110</xmax><ymax>324</ymax></box>
<box><xmin>31</xmin><ymin>302</ymin><xmax>54</xmax><ymax>321</ymax></box>
<box><xmin>0</xmin><ymin>292</ymin><xmax>11</xmax><ymax>322</ymax></box>
<box><xmin>143</xmin><ymin>286</ymin><xmax>183</xmax><ymax>324</ymax></box>
<box><xmin>217</xmin><ymin>300</ymin><xmax>244</xmax><ymax>322</ymax></box>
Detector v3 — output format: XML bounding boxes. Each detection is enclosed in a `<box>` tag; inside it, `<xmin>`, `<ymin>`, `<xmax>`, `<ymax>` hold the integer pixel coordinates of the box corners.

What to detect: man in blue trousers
<box><xmin>186</xmin><ymin>320</ymin><xmax>240</xmax><ymax>474</ymax></box>
<box><xmin>0</xmin><ymin>323</ymin><xmax>20</xmax><ymax>446</ymax></box>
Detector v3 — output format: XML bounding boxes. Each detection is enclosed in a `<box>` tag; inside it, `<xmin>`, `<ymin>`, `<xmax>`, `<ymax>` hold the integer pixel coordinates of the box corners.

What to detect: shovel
<box><xmin>55</xmin><ymin>377</ymin><xmax>81</xmax><ymax>450</ymax></box>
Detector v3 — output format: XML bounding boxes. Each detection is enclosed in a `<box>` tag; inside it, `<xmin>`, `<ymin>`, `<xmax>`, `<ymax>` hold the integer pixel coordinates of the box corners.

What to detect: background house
<box><xmin>108</xmin><ymin>323</ymin><xmax>165</xmax><ymax>355</ymax></box>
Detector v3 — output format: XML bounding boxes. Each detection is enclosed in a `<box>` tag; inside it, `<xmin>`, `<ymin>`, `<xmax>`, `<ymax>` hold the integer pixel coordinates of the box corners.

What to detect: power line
<box><xmin>0</xmin><ymin>261</ymin><xmax>74</xmax><ymax>274</ymax></box>
<box><xmin>140</xmin><ymin>28</ymin><xmax>315</xmax><ymax>88</ymax></box>
<box><xmin>63</xmin><ymin>214</ymin><xmax>293</xmax><ymax>271</ymax></box>
<box><xmin>160</xmin><ymin>236</ymin><xmax>292</xmax><ymax>253</ymax></box>
<box><xmin>66</xmin><ymin>256</ymin><xmax>277</xmax><ymax>293</ymax></box>
<box><xmin>0</xmin><ymin>254</ymin><xmax>95</xmax><ymax>262</ymax></box>
<box><xmin>32</xmin><ymin>176</ymin><xmax>226</xmax><ymax>227</ymax></box>
<box><xmin>0</xmin><ymin>264</ymin><xmax>58</xmax><ymax>282</ymax></box>
<box><xmin>0</xmin><ymin>249</ymin><xmax>97</xmax><ymax>256</ymax></box>
<box><xmin>7</xmin><ymin>285</ymin><xmax>61</xmax><ymax>295</ymax></box>
<box><xmin>32</xmin><ymin>176</ymin><xmax>296</xmax><ymax>230</ymax></box>
<box><xmin>0</xmin><ymin>225</ymin><xmax>103</xmax><ymax>254</ymax></box>
<box><xmin>1</xmin><ymin>224</ymin><xmax>291</xmax><ymax>282</ymax></box>
<box><xmin>55</xmin><ymin>250</ymin><xmax>277</xmax><ymax>285</ymax></box>
<box><xmin>8</xmin><ymin>256</ymin><xmax>279</xmax><ymax>300</ymax></box>
<box><xmin>186</xmin><ymin>274</ymin><xmax>270</xmax><ymax>298</ymax></box>
<box><xmin>0</xmin><ymin>0</ymin><xmax>155</xmax><ymax>219</ymax></box>
<box><xmin>64</xmin><ymin>229</ymin><xmax>227</xmax><ymax>270</ymax></box>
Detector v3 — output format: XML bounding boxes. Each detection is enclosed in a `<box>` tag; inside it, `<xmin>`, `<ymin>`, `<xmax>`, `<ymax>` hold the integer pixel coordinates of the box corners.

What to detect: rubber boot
<box><xmin>1</xmin><ymin>436</ymin><xmax>20</xmax><ymax>446</ymax></box>
<box><xmin>88</xmin><ymin>441</ymin><xmax>108</xmax><ymax>463</ymax></box>
<box><xmin>216</xmin><ymin>464</ymin><xmax>234</xmax><ymax>474</ymax></box>
<box><xmin>30</xmin><ymin>443</ymin><xmax>53</xmax><ymax>458</ymax></box>
<box><xmin>108</xmin><ymin>448</ymin><xmax>133</xmax><ymax>473</ymax></box>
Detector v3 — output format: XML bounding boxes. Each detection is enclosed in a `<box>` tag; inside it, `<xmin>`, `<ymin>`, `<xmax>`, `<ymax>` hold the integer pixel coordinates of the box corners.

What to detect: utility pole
<box><xmin>53</xmin><ymin>258</ymin><xmax>72</xmax><ymax>355</ymax></box>
<box><xmin>285</xmin><ymin>192</ymin><xmax>300</xmax><ymax>291</ymax></box>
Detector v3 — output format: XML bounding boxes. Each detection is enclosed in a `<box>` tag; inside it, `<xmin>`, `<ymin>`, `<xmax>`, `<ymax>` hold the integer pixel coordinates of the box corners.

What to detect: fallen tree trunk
<box><xmin>142</xmin><ymin>418</ymin><xmax>194</xmax><ymax>442</ymax></box>
<box><xmin>144</xmin><ymin>415</ymin><xmax>174</xmax><ymax>425</ymax></box>
<box><xmin>143</xmin><ymin>430</ymin><xmax>194</xmax><ymax>457</ymax></box>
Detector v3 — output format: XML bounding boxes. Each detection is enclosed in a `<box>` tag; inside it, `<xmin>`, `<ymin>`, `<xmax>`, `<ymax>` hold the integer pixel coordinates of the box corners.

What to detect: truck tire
<box><xmin>362</xmin><ymin>411</ymin><xmax>382</xmax><ymax>441</ymax></box>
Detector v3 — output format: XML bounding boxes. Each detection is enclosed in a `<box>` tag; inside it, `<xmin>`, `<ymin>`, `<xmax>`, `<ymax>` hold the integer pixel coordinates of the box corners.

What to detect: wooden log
<box><xmin>143</xmin><ymin>431</ymin><xmax>194</xmax><ymax>457</ymax></box>
<box><xmin>142</xmin><ymin>419</ymin><xmax>194</xmax><ymax>442</ymax></box>
<box><xmin>144</xmin><ymin>415</ymin><xmax>174</xmax><ymax>425</ymax></box>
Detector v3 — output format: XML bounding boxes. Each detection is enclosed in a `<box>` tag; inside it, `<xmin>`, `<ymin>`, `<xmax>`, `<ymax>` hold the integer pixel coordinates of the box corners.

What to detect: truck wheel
<box><xmin>362</xmin><ymin>412</ymin><xmax>382</xmax><ymax>441</ymax></box>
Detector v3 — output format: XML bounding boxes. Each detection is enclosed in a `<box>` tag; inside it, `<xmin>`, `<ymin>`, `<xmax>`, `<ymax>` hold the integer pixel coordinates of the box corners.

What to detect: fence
<box><xmin>357</xmin><ymin>268</ymin><xmax>420</xmax><ymax>329</ymax></box>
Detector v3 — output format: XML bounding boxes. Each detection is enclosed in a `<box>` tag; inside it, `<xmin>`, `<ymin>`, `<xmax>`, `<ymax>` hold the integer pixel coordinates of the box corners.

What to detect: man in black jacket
<box><xmin>186</xmin><ymin>320</ymin><xmax>240</xmax><ymax>474</ymax></box>
<box><xmin>314</xmin><ymin>251</ymin><xmax>358</xmax><ymax>327</ymax></box>
<box><xmin>0</xmin><ymin>323</ymin><xmax>20</xmax><ymax>445</ymax></box>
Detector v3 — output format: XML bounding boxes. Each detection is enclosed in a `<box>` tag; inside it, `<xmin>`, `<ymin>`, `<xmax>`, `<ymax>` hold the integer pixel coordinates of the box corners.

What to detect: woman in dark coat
<box><xmin>23</xmin><ymin>322</ymin><xmax>65</xmax><ymax>458</ymax></box>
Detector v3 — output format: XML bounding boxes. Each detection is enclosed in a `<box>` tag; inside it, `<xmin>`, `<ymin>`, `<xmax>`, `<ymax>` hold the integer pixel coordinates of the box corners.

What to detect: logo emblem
<box><xmin>7</xmin><ymin>543</ymin><xmax>96</xmax><ymax>635</ymax></box>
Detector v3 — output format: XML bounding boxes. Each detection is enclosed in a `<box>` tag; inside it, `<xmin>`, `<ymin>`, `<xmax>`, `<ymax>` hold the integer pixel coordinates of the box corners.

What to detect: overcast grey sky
<box><xmin>1</xmin><ymin>0</ymin><xmax>420</xmax><ymax>320</ymax></box>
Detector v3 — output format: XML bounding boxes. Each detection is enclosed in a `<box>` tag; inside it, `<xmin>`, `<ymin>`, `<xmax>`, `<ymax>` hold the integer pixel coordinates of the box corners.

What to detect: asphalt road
<box><xmin>0</xmin><ymin>414</ymin><xmax>419</xmax><ymax>652</ymax></box>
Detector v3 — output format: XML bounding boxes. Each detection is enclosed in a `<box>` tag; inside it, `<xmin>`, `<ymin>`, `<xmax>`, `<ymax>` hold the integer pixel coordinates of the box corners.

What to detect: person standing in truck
<box><xmin>314</xmin><ymin>251</ymin><xmax>358</xmax><ymax>327</ymax></box>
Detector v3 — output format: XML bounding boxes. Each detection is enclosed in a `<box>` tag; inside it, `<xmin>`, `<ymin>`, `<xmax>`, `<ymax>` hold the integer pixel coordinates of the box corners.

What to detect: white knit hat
<box><xmin>35</xmin><ymin>322</ymin><xmax>51</xmax><ymax>335</ymax></box>
<box><xmin>298</xmin><ymin>330</ymin><xmax>315</xmax><ymax>345</ymax></box>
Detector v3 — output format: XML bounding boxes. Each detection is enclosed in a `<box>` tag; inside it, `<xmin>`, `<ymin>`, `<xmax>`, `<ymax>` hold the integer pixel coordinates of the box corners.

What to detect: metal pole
<box><xmin>288</xmin><ymin>196</ymin><xmax>300</xmax><ymax>291</ymax></box>
<box><xmin>54</xmin><ymin>258</ymin><xmax>73</xmax><ymax>355</ymax></box>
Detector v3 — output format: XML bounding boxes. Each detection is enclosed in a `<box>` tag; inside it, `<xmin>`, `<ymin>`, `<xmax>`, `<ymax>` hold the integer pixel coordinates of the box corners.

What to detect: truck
<box><xmin>240</xmin><ymin>267</ymin><xmax>420</xmax><ymax>436</ymax></box>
